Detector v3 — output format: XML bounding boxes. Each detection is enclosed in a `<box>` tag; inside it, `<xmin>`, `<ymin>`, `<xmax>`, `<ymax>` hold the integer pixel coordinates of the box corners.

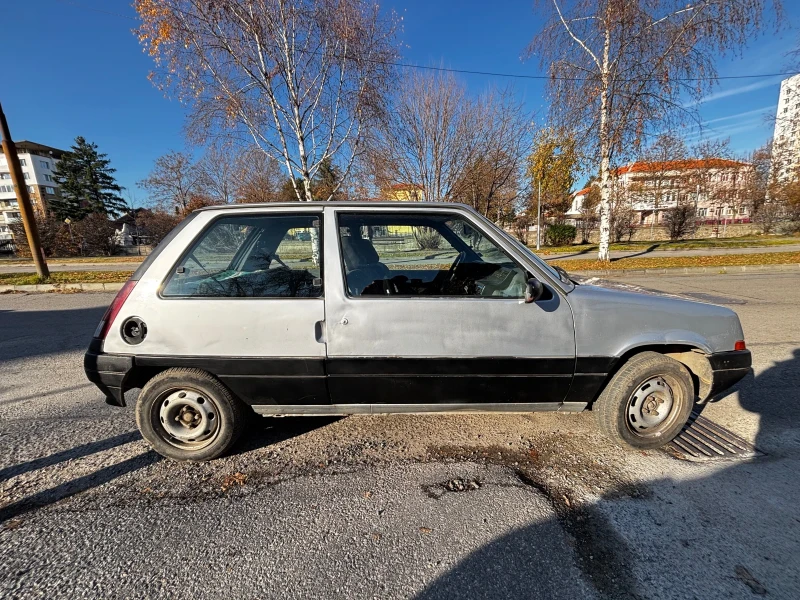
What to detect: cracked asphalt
<box><xmin>1</xmin><ymin>271</ymin><xmax>799</xmax><ymax>599</ymax></box>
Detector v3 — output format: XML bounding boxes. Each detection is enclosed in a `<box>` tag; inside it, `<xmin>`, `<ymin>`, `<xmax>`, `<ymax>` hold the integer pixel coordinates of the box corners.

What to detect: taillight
<box><xmin>94</xmin><ymin>280</ymin><xmax>137</xmax><ymax>340</ymax></box>
<box><xmin>734</xmin><ymin>340</ymin><xmax>746</xmax><ymax>351</ymax></box>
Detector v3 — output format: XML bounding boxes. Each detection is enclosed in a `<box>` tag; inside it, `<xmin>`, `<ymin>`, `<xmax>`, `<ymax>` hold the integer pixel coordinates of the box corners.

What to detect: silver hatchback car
<box><xmin>85</xmin><ymin>202</ymin><xmax>751</xmax><ymax>461</ymax></box>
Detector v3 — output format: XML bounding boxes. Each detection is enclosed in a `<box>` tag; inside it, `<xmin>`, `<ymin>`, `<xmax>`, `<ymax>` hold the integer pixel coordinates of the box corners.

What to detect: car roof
<box><xmin>195</xmin><ymin>200</ymin><xmax>477</xmax><ymax>212</ymax></box>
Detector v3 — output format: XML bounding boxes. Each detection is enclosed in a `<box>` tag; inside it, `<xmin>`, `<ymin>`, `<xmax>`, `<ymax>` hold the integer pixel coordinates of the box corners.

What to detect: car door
<box><xmin>109</xmin><ymin>207</ymin><xmax>329</xmax><ymax>406</ymax></box>
<box><xmin>322</xmin><ymin>205</ymin><xmax>577</xmax><ymax>410</ymax></box>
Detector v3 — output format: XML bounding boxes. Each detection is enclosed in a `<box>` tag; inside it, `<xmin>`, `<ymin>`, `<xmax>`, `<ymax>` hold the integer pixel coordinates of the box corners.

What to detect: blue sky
<box><xmin>2</xmin><ymin>0</ymin><xmax>798</xmax><ymax>201</ymax></box>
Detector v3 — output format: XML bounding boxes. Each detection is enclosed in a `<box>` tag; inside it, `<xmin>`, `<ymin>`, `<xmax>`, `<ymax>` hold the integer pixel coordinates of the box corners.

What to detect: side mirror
<box><xmin>525</xmin><ymin>277</ymin><xmax>545</xmax><ymax>304</ymax></box>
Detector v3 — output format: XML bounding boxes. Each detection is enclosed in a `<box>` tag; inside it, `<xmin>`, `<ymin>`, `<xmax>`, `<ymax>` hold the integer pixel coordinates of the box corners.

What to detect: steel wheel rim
<box><xmin>626</xmin><ymin>376</ymin><xmax>678</xmax><ymax>438</ymax></box>
<box><xmin>156</xmin><ymin>389</ymin><xmax>220</xmax><ymax>449</ymax></box>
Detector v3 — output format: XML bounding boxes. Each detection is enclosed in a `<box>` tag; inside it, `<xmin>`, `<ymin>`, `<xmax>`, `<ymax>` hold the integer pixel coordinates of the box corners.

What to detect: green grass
<box><xmin>531</xmin><ymin>236</ymin><xmax>800</xmax><ymax>255</ymax></box>
<box><xmin>0</xmin><ymin>271</ymin><xmax>131</xmax><ymax>286</ymax></box>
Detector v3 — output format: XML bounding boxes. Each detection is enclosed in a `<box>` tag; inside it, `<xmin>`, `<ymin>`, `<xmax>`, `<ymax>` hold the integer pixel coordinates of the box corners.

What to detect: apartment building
<box><xmin>567</xmin><ymin>158</ymin><xmax>754</xmax><ymax>226</ymax></box>
<box><xmin>0</xmin><ymin>141</ymin><xmax>66</xmax><ymax>244</ymax></box>
<box><xmin>772</xmin><ymin>73</ymin><xmax>800</xmax><ymax>181</ymax></box>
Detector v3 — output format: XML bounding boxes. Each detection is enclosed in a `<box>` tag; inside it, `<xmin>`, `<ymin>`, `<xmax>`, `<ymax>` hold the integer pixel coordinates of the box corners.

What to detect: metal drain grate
<box><xmin>666</xmin><ymin>411</ymin><xmax>763</xmax><ymax>461</ymax></box>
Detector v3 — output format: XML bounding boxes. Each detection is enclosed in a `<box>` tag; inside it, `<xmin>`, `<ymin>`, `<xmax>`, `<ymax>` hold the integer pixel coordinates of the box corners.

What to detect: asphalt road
<box><xmin>1</xmin><ymin>242</ymin><xmax>799</xmax><ymax>273</ymax></box>
<box><xmin>1</xmin><ymin>272</ymin><xmax>799</xmax><ymax>599</ymax></box>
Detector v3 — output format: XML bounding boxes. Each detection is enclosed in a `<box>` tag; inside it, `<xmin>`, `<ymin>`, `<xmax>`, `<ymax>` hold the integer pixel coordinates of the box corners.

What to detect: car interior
<box><xmin>337</xmin><ymin>214</ymin><xmax>531</xmax><ymax>299</ymax></box>
<box><xmin>162</xmin><ymin>215</ymin><xmax>321</xmax><ymax>298</ymax></box>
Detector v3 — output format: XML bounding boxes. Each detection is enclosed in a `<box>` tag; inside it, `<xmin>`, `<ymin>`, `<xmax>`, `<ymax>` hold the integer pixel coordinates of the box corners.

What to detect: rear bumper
<box><xmin>707</xmin><ymin>350</ymin><xmax>752</xmax><ymax>399</ymax></box>
<box><xmin>84</xmin><ymin>339</ymin><xmax>132</xmax><ymax>407</ymax></box>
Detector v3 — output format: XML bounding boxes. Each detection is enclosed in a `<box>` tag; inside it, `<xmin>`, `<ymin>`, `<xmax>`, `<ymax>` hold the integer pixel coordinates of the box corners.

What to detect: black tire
<box><xmin>135</xmin><ymin>368</ymin><xmax>247</xmax><ymax>461</ymax></box>
<box><xmin>593</xmin><ymin>352</ymin><xmax>694</xmax><ymax>450</ymax></box>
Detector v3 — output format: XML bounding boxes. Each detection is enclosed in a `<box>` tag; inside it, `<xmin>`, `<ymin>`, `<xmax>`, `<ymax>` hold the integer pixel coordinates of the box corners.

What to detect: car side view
<box><xmin>84</xmin><ymin>202</ymin><xmax>752</xmax><ymax>461</ymax></box>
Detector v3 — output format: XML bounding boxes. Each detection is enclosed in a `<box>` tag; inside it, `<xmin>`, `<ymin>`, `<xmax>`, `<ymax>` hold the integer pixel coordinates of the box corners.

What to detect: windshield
<box><xmin>493</xmin><ymin>225</ymin><xmax>574</xmax><ymax>288</ymax></box>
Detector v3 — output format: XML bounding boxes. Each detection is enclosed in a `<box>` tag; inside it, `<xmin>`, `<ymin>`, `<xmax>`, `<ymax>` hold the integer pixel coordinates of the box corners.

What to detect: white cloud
<box><xmin>703</xmin><ymin>105</ymin><xmax>775</xmax><ymax>124</ymax></box>
<box><xmin>685</xmin><ymin>77</ymin><xmax>784</xmax><ymax>108</ymax></box>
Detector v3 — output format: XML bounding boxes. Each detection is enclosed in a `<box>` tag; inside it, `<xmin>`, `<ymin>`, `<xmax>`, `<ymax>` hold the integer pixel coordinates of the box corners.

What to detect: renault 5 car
<box><xmin>84</xmin><ymin>202</ymin><xmax>751</xmax><ymax>461</ymax></box>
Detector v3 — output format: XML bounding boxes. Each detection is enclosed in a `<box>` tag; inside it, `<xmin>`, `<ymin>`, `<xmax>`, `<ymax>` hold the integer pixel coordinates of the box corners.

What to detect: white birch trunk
<box><xmin>597</xmin><ymin>23</ymin><xmax>613</xmax><ymax>262</ymax></box>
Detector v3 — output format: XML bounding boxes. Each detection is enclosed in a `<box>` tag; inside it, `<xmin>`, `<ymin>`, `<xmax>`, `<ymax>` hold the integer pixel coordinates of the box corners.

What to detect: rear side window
<box><xmin>162</xmin><ymin>214</ymin><xmax>322</xmax><ymax>298</ymax></box>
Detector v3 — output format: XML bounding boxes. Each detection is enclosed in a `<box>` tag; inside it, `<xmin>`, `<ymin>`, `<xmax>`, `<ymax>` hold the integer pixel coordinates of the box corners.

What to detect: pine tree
<box><xmin>51</xmin><ymin>136</ymin><xmax>127</xmax><ymax>219</ymax></box>
<box><xmin>312</xmin><ymin>157</ymin><xmax>344</xmax><ymax>200</ymax></box>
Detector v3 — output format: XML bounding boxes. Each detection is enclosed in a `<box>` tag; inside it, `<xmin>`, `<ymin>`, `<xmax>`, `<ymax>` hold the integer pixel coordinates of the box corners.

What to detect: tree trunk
<box><xmin>597</xmin><ymin>21</ymin><xmax>612</xmax><ymax>262</ymax></box>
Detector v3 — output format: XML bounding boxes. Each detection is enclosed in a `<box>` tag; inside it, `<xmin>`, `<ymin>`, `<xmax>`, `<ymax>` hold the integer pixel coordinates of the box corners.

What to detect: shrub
<box><xmin>413</xmin><ymin>226</ymin><xmax>442</xmax><ymax>250</ymax></box>
<box><xmin>73</xmin><ymin>213</ymin><xmax>119</xmax><ymax>256</ymax></box>
<box><xmin>544</xmin><ymin>223</ymin><xmax>576</xmax><ymax>246</ymax></box>
<box><xmin>10</xmin><ymin>213</ymin><xmax>80</xmax><ymax>257</ymax></box>
<box><xmin>662</xmin><ymin>205</ymin><xmax>696</xmax><ymax>240</ymax></box>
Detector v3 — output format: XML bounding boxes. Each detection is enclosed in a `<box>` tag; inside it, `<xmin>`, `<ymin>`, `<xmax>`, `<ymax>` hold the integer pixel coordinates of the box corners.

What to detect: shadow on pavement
<box><xmin>0</xmin><ymin>306</ymin><xmax>106</xmax><ymax>362</ymax></box>
<box><xmin>0</xmin><ymin>431</ymin><xmax>141</xmax><ymax>481</ymax></box>
<box><xmin>415</xmin><ymin>350</ymin><xmax>800</xmax><ymax>599</ymax></box>
<box><xmin>0</xmin><ymin>451</ymin><xmax>161</xmax><ymax>525</ymax></box>
<box><xmin>229</xmin><ymin>415</ymin><xmax>343</xmax><ymax>457</ymax></box>
<box><xmin>610</xmin><ymin>243</ymin><xmax>661</xmax><ymax>261</ymax></box>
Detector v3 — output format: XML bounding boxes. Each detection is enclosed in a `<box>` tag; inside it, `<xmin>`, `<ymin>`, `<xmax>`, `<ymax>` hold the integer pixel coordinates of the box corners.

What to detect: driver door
<box><xmin>323</xmin><ymin>207</ymin><xmax>576</xmax><ymax>409</ymax></box>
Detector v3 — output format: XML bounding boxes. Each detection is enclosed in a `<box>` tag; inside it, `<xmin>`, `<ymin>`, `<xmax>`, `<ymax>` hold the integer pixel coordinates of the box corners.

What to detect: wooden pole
<box><xmin>0</xmin><ymin>102</ymin><xmax>49</xmax><ymax>278</ymax></box>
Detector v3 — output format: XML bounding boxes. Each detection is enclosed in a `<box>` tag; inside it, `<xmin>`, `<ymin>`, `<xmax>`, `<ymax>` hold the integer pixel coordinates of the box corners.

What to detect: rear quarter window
<box><xmin>161</xmin><ymin>213</ymin><xmax>322</xmax><ymax>298</ymax></box>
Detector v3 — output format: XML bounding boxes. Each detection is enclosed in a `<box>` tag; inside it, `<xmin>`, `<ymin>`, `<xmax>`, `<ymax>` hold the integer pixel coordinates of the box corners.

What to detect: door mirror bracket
<box><xmin>525</xmin><ymin>277</ymin><xmax>545</xmax><ymax>304</ymax></box>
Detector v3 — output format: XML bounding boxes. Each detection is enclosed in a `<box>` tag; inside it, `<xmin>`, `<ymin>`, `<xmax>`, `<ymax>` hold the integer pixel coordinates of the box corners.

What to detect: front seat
<box><xmin>340</xmin><ymin>235</ymin><xmax>391</xmax><ymax>296</ymax></box>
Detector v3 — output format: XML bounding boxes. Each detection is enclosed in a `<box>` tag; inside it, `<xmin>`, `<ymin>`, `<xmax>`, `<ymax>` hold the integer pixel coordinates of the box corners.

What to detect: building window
<box><xmin>40</xmin><ymin>160</ymin><xmax>50</xmax><ymax>169</ymax></box>
<box><xmin>45</xmin><ymin>186</ymin><xmax>55</xmax><ymax>194</ymax></box>
<box><xmin>44</xmin><ymin>174</ymin><xmax>52</xmax><ymax>182</ymax></box>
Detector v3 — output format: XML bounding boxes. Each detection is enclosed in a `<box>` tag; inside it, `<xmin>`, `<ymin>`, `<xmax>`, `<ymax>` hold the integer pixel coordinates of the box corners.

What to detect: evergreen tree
<box><xmin>51</xmin><ymin>136</ymin><xmax>127</xmax><ymax>219</ymax></box>
<box><xmin>312</xmin><ymin>157</ymin><xmax>344</xmax><ymax>200</ymax></box>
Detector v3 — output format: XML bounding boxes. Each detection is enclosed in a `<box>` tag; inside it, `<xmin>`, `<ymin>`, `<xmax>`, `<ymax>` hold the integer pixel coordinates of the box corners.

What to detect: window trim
<box><xmin>334</xmin><ymin>210</ymin><xmax>536</xmax><ymax>301</ymax></box>
<box><xmin>158</xmin><ymin>211</ymin><xmax>325</xmax><ymax>301</ymax></box>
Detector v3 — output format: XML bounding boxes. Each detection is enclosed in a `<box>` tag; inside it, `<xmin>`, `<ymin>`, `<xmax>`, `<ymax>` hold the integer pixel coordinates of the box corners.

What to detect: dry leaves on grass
<box><xmin>554</xmin><ymin>251</ymin><xmax>800</xmax><ymax>272</ymax></box>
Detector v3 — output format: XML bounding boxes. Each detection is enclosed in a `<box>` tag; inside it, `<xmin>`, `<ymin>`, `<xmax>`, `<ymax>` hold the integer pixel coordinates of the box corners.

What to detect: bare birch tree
<box><xmin>135</xmin><ymin>0</ymin><xmax>399</xmax><ymax>202</ymax></box>
<box><xmin>527</xmin><ymin>0</ymin><xmax>781</xmax><ymax>260</ymax></box>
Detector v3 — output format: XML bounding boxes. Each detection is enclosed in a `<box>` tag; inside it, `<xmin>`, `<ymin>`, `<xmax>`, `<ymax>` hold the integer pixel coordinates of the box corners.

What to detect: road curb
<box><xmin>0</xmin><ymin>282</ymin><xmax>126</xmax><ymax>293</ymax></box>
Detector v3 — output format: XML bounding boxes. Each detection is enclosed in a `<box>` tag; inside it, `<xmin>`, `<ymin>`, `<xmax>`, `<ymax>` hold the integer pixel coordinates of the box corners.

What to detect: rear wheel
<box><xmin>136</xmin><ymin>368</ymin><xmax>246</xmax><ymax>461</ymax></box>
<box><xmin>593</xmin><ymin>352</ymin><xmax>694</xmax><ymax>450</ymax></box>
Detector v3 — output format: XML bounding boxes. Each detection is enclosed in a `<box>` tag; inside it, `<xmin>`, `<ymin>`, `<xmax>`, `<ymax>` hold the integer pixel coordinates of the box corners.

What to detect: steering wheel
<box><xmin>447</xmin><ymin>251</ymin><xmax>467</xmax><ymax>283</ymax></box>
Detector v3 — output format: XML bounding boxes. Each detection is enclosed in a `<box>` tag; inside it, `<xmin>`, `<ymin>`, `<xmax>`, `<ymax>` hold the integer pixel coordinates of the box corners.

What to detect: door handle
<box><xmin>314</xmin><ymin>321</ymin><xmax>326</xmax><ymax>343</ymax></box>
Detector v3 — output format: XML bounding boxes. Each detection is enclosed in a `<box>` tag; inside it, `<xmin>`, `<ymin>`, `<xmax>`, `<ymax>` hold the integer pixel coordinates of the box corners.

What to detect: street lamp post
<box><xmin>536</xmin><ymin>179</ymin><xmax>542</xmax><ymax>250</ymax></box>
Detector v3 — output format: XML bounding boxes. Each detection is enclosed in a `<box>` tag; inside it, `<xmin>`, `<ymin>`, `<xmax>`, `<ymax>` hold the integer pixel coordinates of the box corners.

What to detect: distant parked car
<box><xmin>85</xmin><ymin>201</ymin><xmax>751</xmax><ymax>461</ymax></box>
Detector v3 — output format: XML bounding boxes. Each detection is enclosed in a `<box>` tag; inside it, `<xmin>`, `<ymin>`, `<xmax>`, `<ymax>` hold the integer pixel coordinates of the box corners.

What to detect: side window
<box><xmin>162</xmin><ymin>214</ymin><xmax>322</xmax><ymax>298</ymax></box>
<box><xmin>338</xmin><ymin>212</ymin><xmax>527</xmax><ymax>298</ymax></box>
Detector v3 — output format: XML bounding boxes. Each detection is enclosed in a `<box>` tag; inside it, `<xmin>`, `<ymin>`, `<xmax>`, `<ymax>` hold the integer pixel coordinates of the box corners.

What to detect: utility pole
<box><xmin>0</xmin><ymin>102</ymin><xmax>49</xmax><ymax>278</ymax></box>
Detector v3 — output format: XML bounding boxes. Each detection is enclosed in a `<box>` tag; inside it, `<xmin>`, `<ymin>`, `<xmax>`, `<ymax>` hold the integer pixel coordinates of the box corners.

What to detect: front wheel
<box><xmin>593</xmin><ymin>352</ymin><xmax>694</xmax><ymax>450</ymax></box>
<box><xmin>136</xmin><ymin>368</ymin><xmax>247</xmax><ymax>461</ymax></box>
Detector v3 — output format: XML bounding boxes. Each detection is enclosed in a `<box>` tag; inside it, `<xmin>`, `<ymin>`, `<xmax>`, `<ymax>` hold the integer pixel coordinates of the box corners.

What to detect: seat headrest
<box><xmin>340</xmin><ymin>235</ymin><xmax>380</xmax><ymax>269</ymax></box>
